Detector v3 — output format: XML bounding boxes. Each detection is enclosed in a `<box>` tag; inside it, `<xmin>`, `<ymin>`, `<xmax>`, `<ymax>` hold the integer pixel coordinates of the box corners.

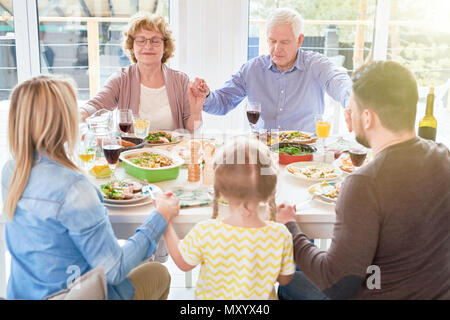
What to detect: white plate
<box><xmin>103</xmin><ymin>193</ymin><xmax>150</xmax><ymax>204</ymax></box>
<box><xmin>286</xmin><ymin>161</ymin><xmax>341</xmax><ymax>182</ymax></box>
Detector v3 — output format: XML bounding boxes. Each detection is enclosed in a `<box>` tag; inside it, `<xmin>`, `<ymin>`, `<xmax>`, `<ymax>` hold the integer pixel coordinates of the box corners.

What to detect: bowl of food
<box><xmin>119</xmin><ymin>148</ymin><xmax>184</xmax><ymax>183</ymax></box>
<box><xmin>270</xmin><ymin>142</ymin><xmax>317</xmax><ymax>165</ymax></box>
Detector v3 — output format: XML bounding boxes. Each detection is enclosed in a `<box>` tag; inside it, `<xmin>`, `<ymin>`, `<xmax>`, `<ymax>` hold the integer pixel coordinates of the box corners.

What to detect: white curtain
<box><xmin>169</xmin><ymin>0</ymin><xmax>249</xmax><ymax>132</ymax></box>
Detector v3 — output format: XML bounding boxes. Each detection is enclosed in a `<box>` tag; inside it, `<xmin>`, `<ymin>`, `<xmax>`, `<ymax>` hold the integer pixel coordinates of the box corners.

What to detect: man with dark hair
<box><xmin>277</xmin><ymin>60</ymin><xmax>450</xmax><ymax>299</ymax></box>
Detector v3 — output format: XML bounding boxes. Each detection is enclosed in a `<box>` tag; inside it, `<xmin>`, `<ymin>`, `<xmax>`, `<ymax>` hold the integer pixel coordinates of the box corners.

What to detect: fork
<box><xmin>142</xmin><ymin>184</ymin><xmax>157</xmax><ymax>201</ymax></box>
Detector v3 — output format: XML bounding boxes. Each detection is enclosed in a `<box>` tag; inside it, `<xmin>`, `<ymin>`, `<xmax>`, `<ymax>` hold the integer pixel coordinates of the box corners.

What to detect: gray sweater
<box><xmin>287</xmin><ymin>137</ymin><xmax>450</xmax><ymax>299</ymax></box>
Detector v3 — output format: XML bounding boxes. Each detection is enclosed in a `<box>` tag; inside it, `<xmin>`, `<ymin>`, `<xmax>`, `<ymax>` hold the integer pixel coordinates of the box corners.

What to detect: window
<box><xmin>0</xmin><ymin>2</ymin><xmax>16</xmax><ymax>101</ymax></box>
<box><xmin>249</xmin><ymin>0</ymin><xmax>377</xmax><ymax>73</ymax></box>
<box><xmin>37</xmin><ymin>0</ymin><xmax>169</xmax><ymax>100</ymax></box>
<box><xmin>387</xmin><ymin>0</ymin><xmax>450</xmax><ymax>144</ymax></box>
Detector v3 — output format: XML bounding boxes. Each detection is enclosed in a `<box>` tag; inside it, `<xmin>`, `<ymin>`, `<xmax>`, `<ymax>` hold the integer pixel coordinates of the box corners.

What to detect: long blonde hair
<box><xmin>3</xmin><ymin>75</ymin><xmax>80</xmax><ymax>220</ymax></box>
<box><xmin>212</xmin><ymin>138</ymin><xmax>278</xmax><ymax>221</ymax></box>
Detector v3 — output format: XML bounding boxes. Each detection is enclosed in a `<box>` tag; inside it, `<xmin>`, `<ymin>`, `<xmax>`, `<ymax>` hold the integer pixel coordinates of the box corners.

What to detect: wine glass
<box><xmin>118</xmin><ymin>109</ymin><xmax>133</xmax><ymax>137</ymax></box>
<box><xmin>246</xmin><ymin>101</ymin><xmax>261</xmax><ymax>134</ymax></box>
<box><xmin>133</xmin><ymin>117</ymin><xmax>150</xmax><ymax>139</ymax></box>
<box><xmin>77</xmin><ymin>133</ymin><xmax>96</xmax><ymax>171</ymax></box>
<box><xmin>102</xmin><ymin>133</ymin><xmax>122</xmax><ymax>181</ymax></box>
<box><xmin>349</xmin><ymin>147</ymin><xmax>368</xmax><ymax>167</ymax></box>
<box><xmin>314</xmin><ymin>114</ymin><xmax>332</xmax><ymax>155</ymax></box>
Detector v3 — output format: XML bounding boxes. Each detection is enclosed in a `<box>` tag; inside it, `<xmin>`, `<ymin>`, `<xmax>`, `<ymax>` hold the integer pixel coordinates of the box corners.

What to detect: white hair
<box><xmin>266</xmin><ymin>8</ymin><xmax>304</xmax><ymax>39</ymax></box>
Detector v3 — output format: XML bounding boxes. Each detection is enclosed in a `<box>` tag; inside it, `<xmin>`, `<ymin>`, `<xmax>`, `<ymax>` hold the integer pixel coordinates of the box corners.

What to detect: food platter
<box><xmin>144</xmin><ymin>131</ymin><xmax>184</xmax><ymax>146</ymax></box>
<box><xmin>286</xmin><ymin>161</ymin><xmax>341</xmax><ymax>182</ymax></box>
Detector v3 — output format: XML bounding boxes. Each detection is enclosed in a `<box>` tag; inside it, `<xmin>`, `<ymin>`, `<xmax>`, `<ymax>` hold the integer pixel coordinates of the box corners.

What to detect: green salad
<box><xmin>276</xmin><ymin>144</ymin><xmax>313</xmax><ymax>156</ymax></box>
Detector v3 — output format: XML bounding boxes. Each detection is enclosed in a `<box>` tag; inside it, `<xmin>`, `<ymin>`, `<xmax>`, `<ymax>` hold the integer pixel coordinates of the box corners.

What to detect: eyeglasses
<box><xmin>133</xmin><ymin>36</ymin><xmax>165</xmax><ymax>47</ymax></box>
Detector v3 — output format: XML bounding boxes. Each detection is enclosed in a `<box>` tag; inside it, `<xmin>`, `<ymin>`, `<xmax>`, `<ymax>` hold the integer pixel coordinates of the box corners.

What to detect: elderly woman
<box><xmin>79</xmin><ymin>12</ymin><xmax>204</xmax><ymax>131</ymax></box>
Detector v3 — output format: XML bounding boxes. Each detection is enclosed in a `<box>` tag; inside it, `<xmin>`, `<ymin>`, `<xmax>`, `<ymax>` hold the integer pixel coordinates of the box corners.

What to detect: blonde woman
<box><xmin>164</xmin><ymin>138</ymin><xmax>295</xmax><ymax>299</ymax></box>
<box><xmin>1</xmin><ymin>75</ymin><xmax>180</xmax><ymax>300</ymax></box>
<box><xmin>79</xmin><ymin>12</ymin><xmax>205</xmax><ymax>131</ymax></box>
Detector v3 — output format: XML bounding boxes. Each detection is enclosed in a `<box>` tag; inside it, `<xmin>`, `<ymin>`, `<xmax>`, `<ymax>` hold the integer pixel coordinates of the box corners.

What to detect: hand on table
<box><xmin>155</xmin><ymin>191</ymin><xmax>180</xmax><ymax>224</ymax></box>
<box><xmin>276</xmin><ymin>202</ymin><xmax>297</xmax><ymax>225</ymax></box>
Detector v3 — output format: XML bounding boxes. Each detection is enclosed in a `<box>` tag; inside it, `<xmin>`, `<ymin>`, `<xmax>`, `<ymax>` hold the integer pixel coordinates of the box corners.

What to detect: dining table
<box><xmin>0</xmin><ymin>133</ymin><xmax>347</xmax><ymax>297</ymax></box>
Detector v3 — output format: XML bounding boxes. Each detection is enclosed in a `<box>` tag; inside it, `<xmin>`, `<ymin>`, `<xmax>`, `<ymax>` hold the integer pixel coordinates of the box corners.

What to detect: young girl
<box><xmin>165</xmin><ymin>138</ymin><xmax>295</xmax><ymax>299</ymax></box>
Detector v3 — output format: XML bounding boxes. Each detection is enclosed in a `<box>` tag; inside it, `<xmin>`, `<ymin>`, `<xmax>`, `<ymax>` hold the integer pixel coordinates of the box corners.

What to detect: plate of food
<box><xmin>144</xmin><ymin>131</ymin><xmax>184</xmax><ymax>145</ymax></box>
<box><xmin>308</xmin><ymin>181</ymin><xmax>342</xmax><ymax>204</ymax></box>
<box><xmin>255</xmin><ymin>130</ymin><xmax>317</xmax><ymax>146</ymax></box>
<box><xmin>286</xmin><ymin>161</ymin><xmax>341</xmax><ymax>182</ymax></box>
<box><xmin>100</xmin><ymin>179</ymin><xmax>150</xmax><ymax>204</ymax></box>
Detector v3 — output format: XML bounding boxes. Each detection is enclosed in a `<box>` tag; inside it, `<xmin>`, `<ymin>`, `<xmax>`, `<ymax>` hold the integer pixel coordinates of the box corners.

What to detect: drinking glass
<box><xmin>314</xmin><ymin>114</ymin><xmax>332</xmax><ymax>154</ymax></box>
<box><xmin>349</xmin><ymin>147</ymin><xmax>368</xmax><ymax>167</ymax></box>
<box><xmin>77</xmin><ymin>133</ymin><xmax>96</xmax><ymax>171</ymax></box>
<box><xmin>246</xmin><ymin>101</ymin><xmax>261</xmax><ymax>134</ymax></box>
<box><xmin>102</xmin><ymin>133</ymin><xmax>122</xmax><ymax>181</ymax></box>
<box><xmin>133</xmin><ymin>117</ymin><xmax>150</xmax><ymax>139</ymax></box>
<box><xmin>118</xmin><ymin>109</ymin><xmax>133</xmax><ymax>137</ymax></box>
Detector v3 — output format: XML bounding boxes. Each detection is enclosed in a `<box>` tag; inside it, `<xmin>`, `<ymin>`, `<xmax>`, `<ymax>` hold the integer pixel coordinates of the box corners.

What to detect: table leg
<box><xmin>185</xmin><ymin>270</ymin><xmax>192</xmax><ymax>288</ymax></box>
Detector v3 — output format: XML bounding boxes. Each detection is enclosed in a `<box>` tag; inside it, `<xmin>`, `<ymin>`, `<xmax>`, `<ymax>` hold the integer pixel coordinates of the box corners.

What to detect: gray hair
<box><xmin>266</xmin><ymin>8</ymin><xmax>304</xmax><ymax>39</ymax></box>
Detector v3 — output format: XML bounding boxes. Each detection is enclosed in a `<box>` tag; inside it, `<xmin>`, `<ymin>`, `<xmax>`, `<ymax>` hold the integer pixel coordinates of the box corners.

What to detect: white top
<box><xmin>139</xmin><ymin>84</ymin><xmax>175</xmax><ymax>130</ymax></box>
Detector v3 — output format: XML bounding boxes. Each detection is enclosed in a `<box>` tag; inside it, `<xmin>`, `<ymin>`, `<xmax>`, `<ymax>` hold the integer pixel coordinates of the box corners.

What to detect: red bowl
<box><xmin>270</xmin><ymin>143</ymin><xmax>316</xmax><ymax>165</ymax></box>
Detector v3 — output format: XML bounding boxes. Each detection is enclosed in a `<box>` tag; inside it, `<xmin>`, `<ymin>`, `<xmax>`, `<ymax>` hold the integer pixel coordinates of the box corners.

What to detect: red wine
<box><xmin>103</xmin><ymin>145</ymin><xmax>122</xmax><ymax>164</ymax></box>
<box><xmin>247</xmin><ymin>110</ymin><xmax>260</xmax><ymax>125</ymax></box>
<box><xmin>119</xmin><ymin>122</ymin><xmax>132</xmax><ymax>133</ymax></box>
<box><xmin>349</xmin><ymin>150</ymin><xmax>367</xmax><ymax>167</ymax></box>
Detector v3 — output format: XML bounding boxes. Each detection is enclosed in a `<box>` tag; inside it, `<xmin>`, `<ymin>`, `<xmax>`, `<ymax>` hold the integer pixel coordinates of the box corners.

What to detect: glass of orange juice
<box><xmin>314</xmin><ymin>114</ymin><xmax>332</xmax><ymax>154</ymax></box>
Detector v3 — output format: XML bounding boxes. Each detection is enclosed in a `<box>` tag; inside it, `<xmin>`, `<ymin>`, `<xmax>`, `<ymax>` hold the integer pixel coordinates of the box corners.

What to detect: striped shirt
<box><xmin>179</xmin><ymin>219</ymin><xmax>295</xmax><ymax>300</ymax></box>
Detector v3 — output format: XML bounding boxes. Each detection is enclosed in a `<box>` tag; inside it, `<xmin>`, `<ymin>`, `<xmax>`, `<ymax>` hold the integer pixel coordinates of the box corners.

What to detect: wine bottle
<box><xmin>418</xmin><ymin>87</ymin><xmax>437</xmax><ymax>141</ymax></box>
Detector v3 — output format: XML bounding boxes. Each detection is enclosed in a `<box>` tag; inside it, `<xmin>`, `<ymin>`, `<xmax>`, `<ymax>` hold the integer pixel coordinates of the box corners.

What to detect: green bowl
<box><xmin>120</xmin><ymin>148</ymin><xmax>184</xmax><ymax>183</ymax></box>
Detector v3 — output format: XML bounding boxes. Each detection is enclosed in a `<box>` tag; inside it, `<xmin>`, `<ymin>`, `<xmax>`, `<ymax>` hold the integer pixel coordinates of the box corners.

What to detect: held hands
<box><xmin>276</xmin><ymin>202</ymin><xmax>297</xmax><ymax>225</ymax></box>
<box><xmin>188</xmin><ymin>77</ymin><xmax>209</xmax><ymax>116</ymax></box>
<box><xmin>155</xmin><ymin>191</ymin><xmax>180</xmax><ymax>224</ymax></box>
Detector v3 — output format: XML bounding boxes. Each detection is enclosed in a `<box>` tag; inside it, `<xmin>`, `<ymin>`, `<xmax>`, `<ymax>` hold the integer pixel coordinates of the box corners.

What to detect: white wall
<box><xmin>170</xmin><ymin>0</ymin><xmax>249</xmax><ymax>132</ymax></box>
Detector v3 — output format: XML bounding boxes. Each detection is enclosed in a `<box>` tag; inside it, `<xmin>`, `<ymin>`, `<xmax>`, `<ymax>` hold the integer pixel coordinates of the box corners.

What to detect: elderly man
<box><xmin>193</xmin><ymin>7</ymin><xmax>352</xmax><ymax>132</ymax></box>
<box><xmin>276</xmin><ymin>61</ymin><xmax>450</xmax><ymax>300</ymax></box>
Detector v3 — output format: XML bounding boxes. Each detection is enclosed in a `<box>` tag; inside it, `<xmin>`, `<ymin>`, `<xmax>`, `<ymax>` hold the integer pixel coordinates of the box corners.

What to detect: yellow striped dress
<box><xmin>179</xmin><ymin>219</ymin><xmax>296</xmax><ymax>300</ymax></box>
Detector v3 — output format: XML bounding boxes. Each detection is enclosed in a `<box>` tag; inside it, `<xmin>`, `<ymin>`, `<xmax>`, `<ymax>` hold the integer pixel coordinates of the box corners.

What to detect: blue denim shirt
<box><xmin>203</xmin><ymin>49</ymin><xmax>352</xmax><ymax>133</ymax></box>
<box><xmin>1</xmin><ymin>154</ymin><xmax>167</xmax><ymax>300</ymax></box>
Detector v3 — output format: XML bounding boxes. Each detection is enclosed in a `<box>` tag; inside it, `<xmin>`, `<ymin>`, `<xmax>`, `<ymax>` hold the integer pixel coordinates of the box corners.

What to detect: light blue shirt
<box><xmin>203</xmin><ymin>49</ymin><xmax>352</xmax><ymax>133</ymax></box>
<box><xmin>1</xmin><ymin>154</ymin><xmax>167</xmax><ymax>300</ymax></box>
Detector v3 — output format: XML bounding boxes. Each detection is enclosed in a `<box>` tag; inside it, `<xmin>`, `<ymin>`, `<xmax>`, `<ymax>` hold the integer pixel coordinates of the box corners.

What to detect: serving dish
<box><xmin>119</xmin><ymin>148</ymin><xmax>184</xmax><ymax>183</ymax></box>
<box><xmin>121</xmin><ymin>137</ymin><xmax>145</xmax><ymax>152</ymax></box>
<box><xmin>271</xmin><ymin>142</ymin><xmax>316</xmax><ymax>165</ymax></box>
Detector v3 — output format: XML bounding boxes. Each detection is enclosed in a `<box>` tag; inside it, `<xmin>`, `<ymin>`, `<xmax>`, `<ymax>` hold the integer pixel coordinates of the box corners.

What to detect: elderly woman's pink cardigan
<box><xmin>81</xmin><ymin>63</ymin><xmax>192</xmax><ymax>130</ymax></box>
